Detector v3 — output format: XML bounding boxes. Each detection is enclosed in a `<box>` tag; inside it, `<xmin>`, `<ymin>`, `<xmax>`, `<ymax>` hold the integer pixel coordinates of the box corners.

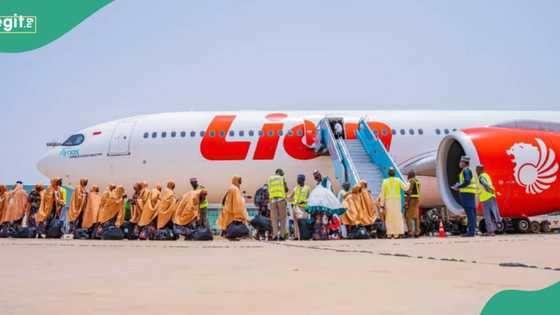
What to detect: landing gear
<box><xmin>541</xmin><ymin>221</ymin><xmax>552</xmax><ymax>233</ymax></box>
<box><xmin>529</xmin><ymin>221</ymin><xmax>541</xmax><ymax>234</ymax></box>
<box><xmin>515</xmin><ymin>218</ymin><xmax>530</xmax><ymax>233</ymax></box>
<box><xmin>495</xmin><ymin>220</ymin><xmax>505</xmax><ymax>234</ymax></box>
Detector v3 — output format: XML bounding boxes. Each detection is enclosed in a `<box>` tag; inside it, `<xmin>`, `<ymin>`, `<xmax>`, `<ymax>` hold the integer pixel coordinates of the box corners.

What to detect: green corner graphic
<box><xmin>481</xmin><ymin>282</ymin><xmax>559</xmax><ymax>315</ymax></box>
<box><xmin>0</xmin><ymin>0</ymin><xmax>113</xmax><ymax>53</ymax></box>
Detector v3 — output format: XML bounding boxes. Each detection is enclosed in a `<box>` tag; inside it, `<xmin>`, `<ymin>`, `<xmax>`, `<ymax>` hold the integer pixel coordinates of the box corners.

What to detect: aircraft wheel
<box><xmin>529</xmin><ymin>221</ymin><xmax>541</xmax><ymax>234</ymax></box>
<box><xmin>478</xmin><ymin>219</ymin><xmax>487</xmax><ymax>234</ymax></box>
<box><xmin>516</xmin><ymin>218</ymin><xmax>530</xmax><ymax>233</ymax></box>
<box><xmin>541</xmin><ymin>221</ymin><xmax>552</xmax><ymax>233</ymax></box>
<box><xmin>495</xmin><ymin>220</ymin><xmax>505</xmax><ymax>234</ymax></box>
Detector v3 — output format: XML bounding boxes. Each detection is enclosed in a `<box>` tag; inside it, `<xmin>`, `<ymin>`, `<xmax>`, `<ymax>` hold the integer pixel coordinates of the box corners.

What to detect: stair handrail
<box><xmin>357</xmin><ymin>118</ymin><xmax>407</xmax><ymax>183</ymax></box>
<box><xmin>336</xmin><ymin>139</ymin><xmax>361</xmax><ymax>186</ymax></box>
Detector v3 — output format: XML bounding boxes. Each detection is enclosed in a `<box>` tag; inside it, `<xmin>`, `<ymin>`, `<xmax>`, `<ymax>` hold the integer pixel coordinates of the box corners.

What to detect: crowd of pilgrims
<box><xmin>0</xmin><ymin>168</ymin><xmax>420</xmax><ymax>241</ymax></box>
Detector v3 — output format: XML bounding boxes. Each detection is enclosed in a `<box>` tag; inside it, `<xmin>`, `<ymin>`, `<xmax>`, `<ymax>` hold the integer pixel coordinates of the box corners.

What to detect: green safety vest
<box><xmin>195</xmin><ymin>184</ymin><xmax>208</xmax><ymax>208</ymax></box>
<box><xmin>293</xmin><ymin>185</ymin><xmax>310</xmax><ymax>207</ymax></box>
<box><xmin>382</xmin><ymin>177</ymin><xmax>402</xmax><ymax>200</ymax></box>
<box><xmin>409</xmin><ymin>179</ymin><xmax>421</xmax><ymax>198</ymax></box>
<box><xmin>459</xmin><ymin>169</ymin><xmax>477</xmax><ymax>194</ymax></box>
<box><xmin>478</xmin><ymin>173</ymin><xmax>495</xmax><ymax>202</ymax></box>
<box><xmin>268</xmin><ymin>175</ymin><xmax>287</xmax><ymax>199</ymax></box>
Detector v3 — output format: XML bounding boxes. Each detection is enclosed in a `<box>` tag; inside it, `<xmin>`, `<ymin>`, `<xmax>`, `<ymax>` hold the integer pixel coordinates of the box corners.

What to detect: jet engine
<box><xmin>436</xmin><ymin>127</ymin><xmax>560</xmax><ymax>218</ymax></box>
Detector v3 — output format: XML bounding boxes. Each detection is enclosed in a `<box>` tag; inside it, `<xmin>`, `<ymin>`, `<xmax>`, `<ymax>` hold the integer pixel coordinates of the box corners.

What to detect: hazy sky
<box><xmin>1</xmin><ymin>0</ymin><xmax>559</xmax><ymax>183</ymax></box>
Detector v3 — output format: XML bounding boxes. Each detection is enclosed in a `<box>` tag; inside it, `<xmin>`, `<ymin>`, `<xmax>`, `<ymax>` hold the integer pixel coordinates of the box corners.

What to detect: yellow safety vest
<box><xmin>293</xmin><ymin>185</ymin><xmax>310</xmax><ymax>207</ymax></box>
<box><xmin>459</xmin><ymin>169</ymin><xmax>477</xmax><ymax>194</ymax></box>
<box><xmin>60</xmin><ymin>187</ymin><xmax>67</xmax><ymax>205</ymax></box>
<box><xmin>195</xmin><ymin>184</ymin><xmax>208</xmax><ymax>208</ymax></box>
<box><xmin>382</xmin><ymin>177</ymin><xmax>401</xmax><ymax>200</ymax></box>
<box><xmin>478</xmin><ymin>173</ymin><xmax>495</xmax><ymax>202</ymax></box>
<box><xmin>409</xmin><ymin>179</ymin><xmax>421</xmax><ymax>198</ymax></box>
<box><xmin>268</xmin><ymin>175</ymin><xmax>287</xmax><ymax>199</ymax></box>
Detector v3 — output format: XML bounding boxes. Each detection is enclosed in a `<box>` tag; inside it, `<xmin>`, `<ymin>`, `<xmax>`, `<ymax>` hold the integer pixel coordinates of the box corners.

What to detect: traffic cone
<box><xmin>438</xmin><ymin>220</ymin><xmax>446</xmax><ymax>238</ymax></box>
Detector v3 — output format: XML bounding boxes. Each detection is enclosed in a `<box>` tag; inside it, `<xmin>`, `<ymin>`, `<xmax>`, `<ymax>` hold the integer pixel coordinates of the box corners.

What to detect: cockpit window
<box><xmin>62</xmin><ymin>134</ymin><xmax>84</xmax><ymax>146</ymax></box>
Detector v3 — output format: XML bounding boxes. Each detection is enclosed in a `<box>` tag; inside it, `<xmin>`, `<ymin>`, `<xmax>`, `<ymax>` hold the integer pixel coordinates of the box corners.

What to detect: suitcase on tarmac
<box><xmin>225</xmin><ymin>221</ymin><xmax>250</xmax><ymax>239</ymax></box>
<box><xmin>139</xmin><ymin>225</ymin><xmax>155</xmax><ymax>240</ymax></box>
<box><xmin>101</xmin><ymin>226</ymin><xmax>124</xmax><ymax>240</ymax></box>
<box><xmin>373</xmin><ymin>219</ymin><xmax>386</xmax><ymax>238</ymax></box>
<box><xmin>46</xmin><ymin>219</ymin><xmax>63</xmax><ymax>239</ymax></box>
<box><xmin>13</xmin><ymin>226</ymin><xmax>37</xmax><ymax>239</ymax></box>
<box><xmin>154</xmin><ymin>228</ymin><xmax>178</xmax><ymax>241</ymax></box>
<box><xmin>192</xmin><ymin>227</ymin><xmax>213</xmax><ymax>241</ymax></box>
<box><xmin>297</xmin><ymin>219</ymin><xmax>312</xmax><ymax>240</ymax></box>
<box><xmin>174</xmin><ymin>225</ymin><xmax>194</xmax><ymax>240</ymax></box>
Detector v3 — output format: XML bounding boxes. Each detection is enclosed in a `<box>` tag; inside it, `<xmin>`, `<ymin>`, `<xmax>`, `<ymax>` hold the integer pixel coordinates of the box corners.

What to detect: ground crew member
<box><xmin>379</xmin><ymin>167</ymin><xmax>410</xmax><ymax>238</ymax></box>
<box><xmin>57</xmin><ymin>178</ymin><xmax>70</xmax><ymax>233</ymax></box>
<box><xmin>476</xmin><ymin>165</ymin><xmax>502</xmax><ymax>236</ymax></box>
<box><xmin>451</xmin><ymin>156</ymin><xmax>477</xmax><ymax>237</ymax></box>
<box><xmin>405</xmin><ymin>170</ymin><xmax>421</xmax><ymax>238</ymax></box>
<box><xmin>190</xmin><ymin>178</ymin><xmax>209</xmax><ymax>228</ymax></box>
<box><xmin>289</xmin><ymin>174</ymin><xmax>310</xmax><ymax>240</ymax></box>
<box><xmin>267</xmin><ymin>168</ymin><xmax>289</xmax><ymax>240</ymax></box>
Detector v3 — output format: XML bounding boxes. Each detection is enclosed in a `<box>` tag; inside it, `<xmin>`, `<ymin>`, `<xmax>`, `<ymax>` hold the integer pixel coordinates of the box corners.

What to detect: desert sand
<box><xmin>0</xmin><ymin>234</ymin><xmax>558</xmax><ymax>315</ymax></box>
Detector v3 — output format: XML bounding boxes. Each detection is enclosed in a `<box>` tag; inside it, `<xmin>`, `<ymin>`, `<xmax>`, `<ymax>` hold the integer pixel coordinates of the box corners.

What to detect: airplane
<box><xmin>37</xmin><ymin>110</ymin><xmax>560</xmax><ymax>232</ymax></box>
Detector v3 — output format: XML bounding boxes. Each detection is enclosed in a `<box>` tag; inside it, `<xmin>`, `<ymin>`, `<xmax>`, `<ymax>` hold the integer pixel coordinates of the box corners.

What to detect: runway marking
<box><xmin>274</xmin><ymin>242</ymin><xmax>560</xmax><ymax>273</ymax></box>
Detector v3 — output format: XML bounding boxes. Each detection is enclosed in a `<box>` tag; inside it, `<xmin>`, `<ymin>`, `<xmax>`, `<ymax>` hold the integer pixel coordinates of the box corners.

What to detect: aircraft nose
<box><xmin>37</xmin><ymin>151</ymin><xmax>56</xmax><ymax>178</ymax></box>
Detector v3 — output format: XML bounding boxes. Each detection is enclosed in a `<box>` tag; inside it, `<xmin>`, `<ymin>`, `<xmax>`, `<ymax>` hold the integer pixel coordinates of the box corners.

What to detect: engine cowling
<box><xmin>436</xmin><ymin>127</ymin><xmax>560</xmax><ymax>218</ymax></box>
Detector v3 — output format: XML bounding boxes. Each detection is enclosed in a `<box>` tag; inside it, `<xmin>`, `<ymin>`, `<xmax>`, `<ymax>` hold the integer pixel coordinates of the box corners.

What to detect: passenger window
<box><xmin>161</xmin><ymin>132</ymin><xmax>167</xmax><ymax>138</ymax></box>
<box><xmin>239</xmin><ymin>130</ymin><xmax>245</xmax><ymax>137</ymax></box>
<box><xmin>180</xmin><ymin>131</ymin><xmax>186</xmax><ymax>138</ymax></box>
<box><xmin>287</xmin><ymin>130</ymin><xmax>293</xmax><ymax>136</ymax></box>
<box><xmin>200</xmin><ymin>131</ymin><xmax>205</xmax><ymax>137</ymax></box>
<box><xmin>209</xmin><ymin>131</ymin><xmax>215</xmax><ymax>137</ymax></box>
<box><xmin>444</xmin><ymin>128</ymin><xmax>450</xmax><ymax>134</ymax></box>
<box><xmin>409</xmin><ymin>129</ymin><xmax>414</xmax><ymax>135</ymax></box>
<box><xmin>143</xmin><ymin>132</ymin><xmax>149</xmax><ymax>139</ymax></box>
<box><xmin>297</xmin><ymin>130</ymin><xmax>303</xmax><ymax>137</ymax></box>
<box><xmin>381</xmin><ymin>128</ymin><xmax>387</xmax><ymax>136</ymax></box>
<box><xmin>373</xmin><ymin>129</ymin><xmax>379</xmax><ymax>136</ymax></box>
<box><xmin>190</xmin><ymin>131</ymin><xmax>195</xmax><ymax>137</ymax></box>
<box><xmin>392</xmin><ymin>129</ymin><xmax>397</xmax><ymax>135</ymax></box>
<box><xmin>418</xmin><ymin>129</ymin><xmax>424</xmax><ymax>135</ymax></box>
<box><xmin>62</xmin><ymin>134</ymin><xmax>85</xmax><ymax>146</ymax></box>
<box><xmin>278</xmin><ymin>130</ymin><xmax>283</xmax><ymax>136</ymax></box>
<box><xmin>229</xmin><ymin>130</ymin><xmax>234</xmax><ymax>137</ymax></box>
<box><xmin>152</xmin><ymin>132</ymin><xmax>157</xmax><ymax>138</ymax></box>
<box><xmin>435</xmin><ymin>129</ymin><xmax>441</xmax><ymax>135</ymax></box>
<box><xmin>218</xmin><ymin>131</ymin><xmax>224</xmax><ymax>137</ymax></box>
<box><xmin>249</xmin><ymin>130</ymin><xmax>255</xmax><ymax>137</ymax></box>
<box><xmin>268</xmin><ymin>130</ymin><xmax>274</xmax><ymax>137</ymax></box>
<box><xmin>258</xmin><ymin>130</ymin><xmax>264</xmax><ymax>136</ymax></box>
<box><xmin>400</xmin><ymin>129</ymin><xmax>405</xmax><ymax>135</ymax></box>
<box><xmin>171</xmin><ymin>131</ymin><xmax>177</xmax><ymax>138</ymax></box>
<box><xmin>452</xmin><ymin>128</ymin><xmax>457</xmax><ymax>132</ymax></box>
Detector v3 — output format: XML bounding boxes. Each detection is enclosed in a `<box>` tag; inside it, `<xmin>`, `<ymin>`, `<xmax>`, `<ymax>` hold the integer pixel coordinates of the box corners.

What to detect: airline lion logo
<box><xmin>507</xmin><ymin>138</ymin><xmax>559</xmax><ymax>194</ymax></box>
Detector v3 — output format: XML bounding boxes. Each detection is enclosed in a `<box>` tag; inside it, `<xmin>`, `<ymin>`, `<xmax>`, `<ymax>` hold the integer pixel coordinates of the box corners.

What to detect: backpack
<box><xmin>154</xmin><ymin>228</ymin><xmax>177</xmax><ymax>241</ymax></box>
<box><xmin>312</xmin><ymin>221</ymin><xmax>328</xmax><ymax>241</ymax></box>
<box><xmin>139</xmin><ymin>225</ymin><xmax>156</xmax><ymax>240</ymax></box>
<box><xmin>349</xmin><ymin>225</ymin><xmax>370</xmax><ymax>239</ymax></box>
<box><xmin>192</xmin><ymin>227</ymin><xmax>213</xmax><ymax>241</ymax></box>
<box><xmin>73</xmin><ymin>228</ymin><xmax>90</xmax><ymax>240</ymax></box>
<box><xmin>46</xmin><ymin>219</ymin><xmax>63</xmax><ymax>239</ymax></box>
<box><xmin>13</xmin><ymin>226</ymin><xmax>37</xmax><ymax>239</ymax></box>
<box><xmin>101</xmin><ymin>226</ymin><xmax>124</xmax><ymax>240</ymax></box>
<box><xmin>173</xmin><ymin>224</ymin><xmax>194</xmax><ymax>240</ymax></box>
<box><xmin>225</xmin><ymin>221</ymin><xmax>249</xmax><ymax>240</ymax></box>
<box><xmin>250</xmin><ymin>215</ymin><xmax>272</xmax><ymax>232</ymax></box>
<box><xmin>121</xmin><ymin>222</ymin><xmax>138</xmax><ymax>240</ymax></box>
<box><xmin>373</xmin><ymin>219</ymin><xmax>386</xmax><ymax>238</ymax></box>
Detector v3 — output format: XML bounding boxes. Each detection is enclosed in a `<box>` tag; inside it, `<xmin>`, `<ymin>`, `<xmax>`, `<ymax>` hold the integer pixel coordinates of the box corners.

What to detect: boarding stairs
<box><xmin>318</xmin><ymin>117</ymin><xmax>405</xmax><ymax>198</ymax></box>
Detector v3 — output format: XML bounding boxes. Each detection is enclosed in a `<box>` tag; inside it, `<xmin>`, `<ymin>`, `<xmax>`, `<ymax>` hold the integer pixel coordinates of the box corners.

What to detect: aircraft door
<box><xmin>108</xmin><ymin>120</ymin><xmax>136</xmax><ymax>156</ymax></box>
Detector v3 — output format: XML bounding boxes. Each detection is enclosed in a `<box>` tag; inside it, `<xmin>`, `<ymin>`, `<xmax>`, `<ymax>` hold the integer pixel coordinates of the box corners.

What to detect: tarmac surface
<box><xmin>0</xmin><ymin>234</ymin><xmax>559</xmax><ymax>315</ymax></box>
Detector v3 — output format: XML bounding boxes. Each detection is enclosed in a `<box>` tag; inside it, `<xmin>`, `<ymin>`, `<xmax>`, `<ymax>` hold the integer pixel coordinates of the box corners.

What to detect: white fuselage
<box><xmin>37</xmin><ymin>110</ymin><xmax>560</xmax><ymax>207</ymax></box>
